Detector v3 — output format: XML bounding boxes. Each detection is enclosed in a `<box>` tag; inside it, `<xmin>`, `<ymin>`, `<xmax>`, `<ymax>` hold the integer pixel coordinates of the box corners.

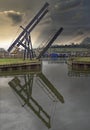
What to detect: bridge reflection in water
<box><xmin>8</xmin><ymin>72</ymin><xmax>64</xmax><ymax>128</ymax></box>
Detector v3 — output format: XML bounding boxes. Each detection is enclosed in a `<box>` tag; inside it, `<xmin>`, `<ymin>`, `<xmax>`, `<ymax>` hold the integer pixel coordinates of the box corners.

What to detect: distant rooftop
<box><xmin>0</xmin><ymin>48</ymin><xmax>6</xmax><ymax>52</ymax></box>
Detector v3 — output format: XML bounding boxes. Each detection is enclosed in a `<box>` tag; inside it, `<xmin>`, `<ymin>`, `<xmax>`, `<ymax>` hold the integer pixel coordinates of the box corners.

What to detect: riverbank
<box><xmin>0</xmin><ymin>58</ymin><xmax>39</xmax><ymax>65</ymax></box>
<box><xmin>68</xmin><ymin>57</ymin><xmax>90</xmax><ymax>70</ymax></box>
<box><xmin>0</xmin><ymin>58</ymin><xmax>41</xmax><ymax>74</ymax></box>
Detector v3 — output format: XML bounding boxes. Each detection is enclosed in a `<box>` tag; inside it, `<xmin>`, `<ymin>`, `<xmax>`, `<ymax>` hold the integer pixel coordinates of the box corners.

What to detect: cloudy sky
<box><xmin>0</xmin><ymin>0</ymin><xmax>90</xmax><ymax>49</ymax></box>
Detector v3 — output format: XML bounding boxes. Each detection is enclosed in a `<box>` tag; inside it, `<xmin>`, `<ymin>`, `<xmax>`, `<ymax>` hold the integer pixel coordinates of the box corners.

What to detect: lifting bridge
<box><xmin>7</xmin><ymin>2</ymin><xmax>63</xmax><ymax>59</ymax></box>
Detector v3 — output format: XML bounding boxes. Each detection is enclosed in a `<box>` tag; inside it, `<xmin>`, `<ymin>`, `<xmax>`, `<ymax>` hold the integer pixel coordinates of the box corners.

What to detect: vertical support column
<box><xmin>21</xmin><ymin>26</ymin><xmax>34</xmax><ymax>60</ymax></box>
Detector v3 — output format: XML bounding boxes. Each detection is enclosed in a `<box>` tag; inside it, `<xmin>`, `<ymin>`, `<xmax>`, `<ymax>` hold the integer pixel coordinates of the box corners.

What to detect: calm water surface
<box><xmin>0</xmin><ymin>59</ymin><xmax>90</xmax><ymax>130</ymax></box>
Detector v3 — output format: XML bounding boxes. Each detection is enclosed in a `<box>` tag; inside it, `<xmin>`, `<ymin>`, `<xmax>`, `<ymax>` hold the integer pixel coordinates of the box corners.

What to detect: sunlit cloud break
<box><xmin>0</xmin><ymin>10</ymin><xmax>24</xmax><ymax>24</ymax></box>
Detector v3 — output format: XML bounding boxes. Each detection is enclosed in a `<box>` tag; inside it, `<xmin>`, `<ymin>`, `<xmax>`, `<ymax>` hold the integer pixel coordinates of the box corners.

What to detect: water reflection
<box><xmin>42</xmin><ymin>58</ymin><xmax>67</xmax><ymax>64</ymax></box>
<box><xmin>8</xmin><ymin>72</ymin><xmax>64</xmax><ymax>128</ymax></box>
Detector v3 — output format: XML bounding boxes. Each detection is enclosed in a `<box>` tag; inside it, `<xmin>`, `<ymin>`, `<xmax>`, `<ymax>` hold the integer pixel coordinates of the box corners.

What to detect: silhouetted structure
<box><xmin>7</xmin><ymin>2</ymin><xmax>63</xmax><ymax>60</ymax></box>
<box><xmin>8</xmin><ymin>2</ymin><xmax>49</xmax><ymax>60</ymax></box>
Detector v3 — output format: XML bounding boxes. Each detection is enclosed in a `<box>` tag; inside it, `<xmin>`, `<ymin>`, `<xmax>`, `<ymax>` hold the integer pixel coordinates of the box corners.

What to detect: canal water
<box><xmin>0</xmin><ymin>59</ymin><xmax>90</xmax><ymax>130</ymax></box>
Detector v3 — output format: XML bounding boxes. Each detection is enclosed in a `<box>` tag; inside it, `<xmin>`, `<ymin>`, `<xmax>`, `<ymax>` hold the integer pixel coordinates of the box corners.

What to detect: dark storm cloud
<box><xmin>28</xmin><ymin>0</ymin><xmax>90</xmax><ymax>45</ymax></box>
<box><xmin>54</xmin><ymin>0</ymin><xmax>82</xmax><ymax>12</ymax></box>
<box><xmin>0</xmin><ymin>0</ymin><xmax>44</xmax><ymax>11</ymax></box>
<box><xmin>35</xmin><ymin>0</ymin><xmax>82</xmax><ymax>43</ymax></box>
<box><xmin>4</xmin><ymin>10</ymin><xmax>24</xmax><ymax>24</ymax></box>
<box><xmin>50</xmin><ymin>0</ymin><xmax>83</xmax><ymax>26</ymax></box>
<box><xmin>46</xmin><ymin>0</ymin><xmax>90</xmax><ymax>43</ymax></box>
<box><xmin>76</xmin><ymin>30</ymin><xmax>84</xmax><ymax>35</ymax></box>
<box><xmin>0</xmin><ymin>0</ymin><xmax>90</xmax><ymax>46</ymax></box>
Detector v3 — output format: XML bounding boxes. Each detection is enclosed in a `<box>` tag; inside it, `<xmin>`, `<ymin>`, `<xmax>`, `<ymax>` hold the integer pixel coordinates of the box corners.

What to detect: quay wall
<box><xmin>0</xmin><ymin>61</ymin><xmax>41</xmax><ymax>72</ymax></box>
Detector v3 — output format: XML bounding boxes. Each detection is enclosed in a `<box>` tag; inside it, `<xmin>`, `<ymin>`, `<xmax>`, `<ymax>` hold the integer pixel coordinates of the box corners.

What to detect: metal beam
<box><xmin>37</xmin><ymin>27</ymin><xmax>63</xmax><ymax>59</ymax></box>
<box><xmin>8</xmin><ymin>2</ymin><xmax>49</xmax><ymax>52</ymax></box>
<box><xmin>15</xmin><ymin>9</ymin><xmax>49</xmax><ymax>49</ymax></box>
